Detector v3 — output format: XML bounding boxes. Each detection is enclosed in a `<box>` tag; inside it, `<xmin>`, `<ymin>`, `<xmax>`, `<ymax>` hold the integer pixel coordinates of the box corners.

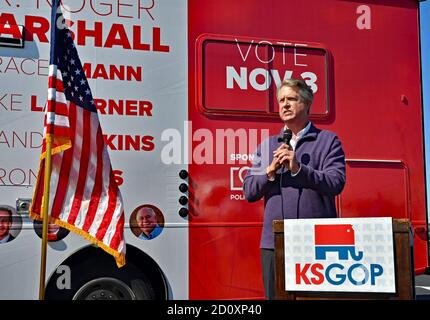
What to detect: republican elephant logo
<box><xmin>314</xmin><ymin>224</ymin><xmax>363</xmax><ymax>261</ymax></box>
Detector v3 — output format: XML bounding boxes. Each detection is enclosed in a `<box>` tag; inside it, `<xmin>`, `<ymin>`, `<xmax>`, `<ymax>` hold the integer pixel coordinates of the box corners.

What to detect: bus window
<box><xmin>196</xmin><ymin>34</ymin><xmax>331</xmax><ymax>119</ymax></box>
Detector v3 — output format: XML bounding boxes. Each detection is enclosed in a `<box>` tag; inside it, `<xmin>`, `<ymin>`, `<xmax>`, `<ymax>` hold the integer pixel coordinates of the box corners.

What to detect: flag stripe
<box><xmin>43</xmin><ymin>125</ymin><xmax>69</xmax><ymax>137</ymax></box>
<box><xmin>95</xmin><ymin>170</ymin><xmax>119</xmax><ymax>241</ymax></box>
<box><xmin>88</xmin><ymin>147</ymin><xmax>112</xmax><ymax>237</ymax></box>
<box><xmin>74</xmin><ymin>113</ymin><xmax>99</xmax><ymax>229</ymax></box>
<box><xmin>82</xmin><ymin>125</ymin><xmax>104</xmax><ymax>232</ymax></box>
<box><xmin>46</xmin><ymin>101</ymin><xmax>68</xmax><ymax>116</ymax></box>
<box><xmin>59</xmin><ymin>105</ymin><xmax>83</xmax><ymax>222</ymax></box>
<box><xmin>103</xmin><ymin>193</ymin><xmax>123</xmax><ymax>247</ymax></box>
<box><xmin>48</xmin><ymin>75</ymin><xmax>65</xmax><ymax>93</ymax></box>
<box><xmin>50</xmin><ymin>102</ymin><xmax>77</xmax><ymax>218</ymax></box>
<box><xmin>48</xmin><ymin>89</ymin><xmax>67</xmax><ymax>105</ymax></box>
<box><xmin>67</xmin><ymin>108</ymin><xmax>91</xmax><ymax>225</ymax></box>
<box><xmin>47</xmin><ymin>153</ymin><xmax>63</xmax><ymax>215</ymax></box>
<box><xmin>46</xmin><ymin>113</ymin><xmax>69</xmax><ymax>127</ymax></box>
<box><xmin>109</xmin><ymin>211</ymin><xmax>124</xmax><ymax>251</ymax></box>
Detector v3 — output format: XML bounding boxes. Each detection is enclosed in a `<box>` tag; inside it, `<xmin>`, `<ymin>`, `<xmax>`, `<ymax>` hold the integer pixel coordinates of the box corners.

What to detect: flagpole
<box><xmin>37</xmin><ymin>0</ymin><xmax>59</xmax><ymax>300</ymax></box>
<box><xmin>38</xmin><ymin>134</ymin><xmax>53</xmax><ymax>300</ymax></box>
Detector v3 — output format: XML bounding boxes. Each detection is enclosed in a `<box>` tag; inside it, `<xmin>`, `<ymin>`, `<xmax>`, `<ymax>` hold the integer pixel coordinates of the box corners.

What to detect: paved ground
<box><xmin>415</xmin><ymin>274</ymin><xmax>430</xmax><ymax>300</ymax></box>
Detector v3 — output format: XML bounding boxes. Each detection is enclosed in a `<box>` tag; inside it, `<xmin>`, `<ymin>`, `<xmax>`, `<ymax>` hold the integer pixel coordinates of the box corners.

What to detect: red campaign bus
<box><xmin>0</xmin><ymin>0</ymin><xmax>427</xmax><ymax>299</ymax></box>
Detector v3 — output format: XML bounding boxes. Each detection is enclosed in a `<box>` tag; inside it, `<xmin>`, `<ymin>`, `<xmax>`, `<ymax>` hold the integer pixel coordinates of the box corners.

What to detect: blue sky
<box><xmin>421</xmin><ymin>1</ymin><xmax>430</xmax><ymax>218</ymax></box>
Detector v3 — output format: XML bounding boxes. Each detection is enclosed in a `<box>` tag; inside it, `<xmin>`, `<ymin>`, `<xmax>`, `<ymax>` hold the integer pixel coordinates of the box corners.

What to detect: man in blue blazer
<box><xmin>243</xmin><ymin>79</ymin><xmax>346</xmax><ymax>299</ymax></box>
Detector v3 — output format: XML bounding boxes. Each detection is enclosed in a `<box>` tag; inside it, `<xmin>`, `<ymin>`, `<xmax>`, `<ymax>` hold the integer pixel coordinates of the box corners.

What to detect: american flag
<box><xmin>30</xmin><ymin>0</ymin><xmax>126</xmax><ymax>267</ymax></box>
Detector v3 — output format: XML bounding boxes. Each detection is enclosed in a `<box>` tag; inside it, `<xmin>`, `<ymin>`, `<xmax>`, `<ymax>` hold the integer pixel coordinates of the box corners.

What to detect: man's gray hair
<box><xmin>137</xmin><ymin>206</ymin><xmax>156</xmax><ymax>217</ymax></box>
<box><xmin>276</xmin><ymin>79</ymin><xmax>314</xmax><ymax>106</ymax></box>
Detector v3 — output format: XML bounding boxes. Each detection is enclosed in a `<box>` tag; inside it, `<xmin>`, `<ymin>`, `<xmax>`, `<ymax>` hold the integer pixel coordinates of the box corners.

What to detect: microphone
<box><xmin>277</xmin><ymin>128</ymin><xmax>292</xmax><ymax>220</ymax></box>
<box><xmin>278</xmin><ymin>128</ymin><xmax>293</xmax><ymax>147</ymax></box>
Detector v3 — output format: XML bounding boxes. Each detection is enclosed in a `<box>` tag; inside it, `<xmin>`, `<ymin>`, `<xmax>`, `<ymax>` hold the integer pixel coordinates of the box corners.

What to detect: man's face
<box><xmin>0</xmin><ymin>210</ymin><xmax>12</xmax><ymax>240</ymax></box>
<box><xmin>278</xmin><ymin>86</ymin><xmax>310</xmax><ymax>124</ymax></box>
<box><xmin>48</xmin><ymin>224</ymin><xmax>60</xmax><ymax>235</ymax></box>
<box><xmin>137</xmin><ymin>208</ymin><xmax>157</xmax><ymax>235</ymax></box>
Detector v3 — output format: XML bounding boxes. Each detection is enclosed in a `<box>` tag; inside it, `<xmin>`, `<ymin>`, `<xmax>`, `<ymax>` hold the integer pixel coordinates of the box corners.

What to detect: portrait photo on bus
<box><xmin>33</xmin><ymin>220</ymin><xmax>70</xmax><ymax>242</ymax></box>
<box><xmin>0</xmin><ymin>205</ymin><xmax>22</xmax><ymax>244</ymax></box>
<box><xmin>130</xmin><ymin>205</ymin><xmax>165</xmax><ymax>240</ymax></box>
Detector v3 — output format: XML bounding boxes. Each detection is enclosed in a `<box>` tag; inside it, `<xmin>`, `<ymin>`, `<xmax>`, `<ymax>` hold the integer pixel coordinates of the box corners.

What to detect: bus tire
<box><xmin>45</xmin><ymin>254</ymin><xmax>156</xmax><ymax>300</ymax></box>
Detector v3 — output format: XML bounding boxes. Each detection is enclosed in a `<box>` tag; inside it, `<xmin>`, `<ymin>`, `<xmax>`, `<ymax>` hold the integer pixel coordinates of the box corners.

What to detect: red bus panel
<box><xmin>189</xmin><ymin>0</ymin><xmax>427</xmax><ymax>299</ymax></box>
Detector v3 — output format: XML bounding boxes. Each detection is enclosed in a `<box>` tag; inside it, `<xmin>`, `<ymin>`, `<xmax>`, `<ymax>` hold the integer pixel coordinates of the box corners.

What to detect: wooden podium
<box><xmin>273</xmin><ymin>219</ymin><xmax>415</xmax><ymax>300</ymax></box>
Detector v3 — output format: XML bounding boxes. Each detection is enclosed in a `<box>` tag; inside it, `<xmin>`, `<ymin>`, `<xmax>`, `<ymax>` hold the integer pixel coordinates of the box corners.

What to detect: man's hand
<box><xmin>266</xmin><ymin>152</ymin><xmax>282</xmax><ymax>179</ymax></box>
<box><xmin>273</xmin><ymin>144</ymin><xmax>300</xmax><ymax>174</ymax></box>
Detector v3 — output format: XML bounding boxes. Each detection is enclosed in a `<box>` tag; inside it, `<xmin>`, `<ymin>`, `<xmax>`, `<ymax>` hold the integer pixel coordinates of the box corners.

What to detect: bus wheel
<box><xmin>73</xmin><ymin>277</ymin><xmax>148</xmax><ymax>300</ymax></box>
<box><xmin>73</xmin><ymin>277</ymin><xmax>138</xmax><ymax>300</ymax></box>
<box><xmin>45</xmin><ymin>254</ymin><xmax>157</xmax><ymax>300</ymax></box>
